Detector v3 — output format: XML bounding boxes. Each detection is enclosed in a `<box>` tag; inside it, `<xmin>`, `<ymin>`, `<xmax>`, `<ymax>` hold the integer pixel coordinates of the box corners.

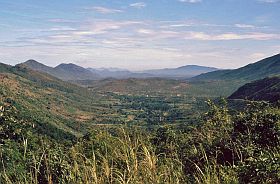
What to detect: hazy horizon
<box><xmin>3</xmin><ymin>56</ymin><xmax>275</xmax><ymax>72</ymax></box>
<box><xmin>1</xmin><ymin>0</ymin><xmax>280</xmax><ymax>70</ymax></box>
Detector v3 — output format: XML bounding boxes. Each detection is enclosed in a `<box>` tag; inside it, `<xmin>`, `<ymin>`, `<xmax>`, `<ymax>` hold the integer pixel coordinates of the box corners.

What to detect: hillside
<box><xmin>0</xmin><ymin>63</ymin><xmax>113</xmax><ymax>139</ymax></box>
<box><xmin>19</xmin><ymin>60</ymin><xmax>99</xmax><ymax>81</ymax></box>
<box><xmin>194</xmin><ymin>54</ymin><xmax>280</xmax><ymax>81</ymax></box>
<box><xmin>228</xmin><ymin>76</ymin><xmax>280</xmax><ymax>102</ymax></box>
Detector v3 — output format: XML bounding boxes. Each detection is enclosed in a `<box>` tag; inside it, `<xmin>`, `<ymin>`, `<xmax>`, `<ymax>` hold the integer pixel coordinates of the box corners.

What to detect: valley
<box><xmin>1</xmin><ymin>1</ymin><xmax>280</xmax><ymax>183</ymax></box>
<box><xmin>2</xmin><ymin>54</ymin><xmax>280</xmax><ymax>137</ymax></box>
<box><xmin>1</xmin><ymin>54</ymin><xmax>280</xmax><ymax>183</ymax></box>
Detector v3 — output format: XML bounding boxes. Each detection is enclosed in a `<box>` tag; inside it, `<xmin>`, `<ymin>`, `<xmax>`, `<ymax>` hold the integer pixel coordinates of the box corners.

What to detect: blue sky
<box><xmin>0</xmin><ymin>0</ymin><xmax>280</xmax><ymax>70</ymax></box>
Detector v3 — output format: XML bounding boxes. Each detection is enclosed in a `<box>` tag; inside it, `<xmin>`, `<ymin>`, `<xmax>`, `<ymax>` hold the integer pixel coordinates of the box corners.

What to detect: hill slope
<box><xmin>228</xmin><ymin>76</ymin><xmax>280</xmax><ymax>102</ymax></box>
<box><xmin>19</xmin><ymin>60</ymin><xmax>99</xmax><ymax>81</ymax></box>
<box><xmin>194</xmin><ymin>54</ymin><xmax>280</xmax><ymax>81</ymax></box>
<box><xmin>0</xmin><ymin>63</ymin><xmax>111</xmax><ymax>139</ymax></box>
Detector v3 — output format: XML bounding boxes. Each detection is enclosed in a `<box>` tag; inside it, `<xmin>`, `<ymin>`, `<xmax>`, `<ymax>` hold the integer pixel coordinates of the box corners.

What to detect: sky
<box><xmin>0</xmin><ymin>0</ymin><xmax>280</xmax><ymax>70</ymax></box>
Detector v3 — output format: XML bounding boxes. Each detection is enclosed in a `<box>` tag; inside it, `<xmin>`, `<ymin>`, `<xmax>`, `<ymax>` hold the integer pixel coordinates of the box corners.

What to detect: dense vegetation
<box><xmin>229</xmin><ymin>76</ymin><xmax>280</xmax><ymax>102</ymax></box>
<box><xmin>0</xmin><ymin>99</ymin><xmax>279</xmax><ymax>183</ymax></box>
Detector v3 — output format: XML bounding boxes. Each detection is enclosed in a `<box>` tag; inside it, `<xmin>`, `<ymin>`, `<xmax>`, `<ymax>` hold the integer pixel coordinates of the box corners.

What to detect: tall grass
<box><xmin>0</xmin><ymin>128</ymin><xmax>185</xmax><ymax>184</ymax></box>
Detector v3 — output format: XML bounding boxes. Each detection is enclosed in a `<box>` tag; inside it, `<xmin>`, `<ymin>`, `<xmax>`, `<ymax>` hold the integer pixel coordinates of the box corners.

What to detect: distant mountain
<box><xmin>89</xmin><ymin>68</ymin><xmax>134</xmax><ymax>79</ymax></box>
<box><xmin>194</xmin><ymin>54</ymin><xmax>280</xmax><ymax>81</ymax></box>
<box><xmin>95</xmin><ymin>67</ymin><xmax>130</xmax><ymax>72</ymax></box>
<box><xmin>228</xmin><ymin>76</ymin><xmax>280</xmax><ymax>102</ymax></box>
<box><xmin>87</xmin><ymin>65</ymin><xmax>218</xmax><ymax>79</ymax></box>
<box><xmin>142</xmin><ymin>65</ymin><xmax>219</xmax><ymax>79</ymax></box>
<box><xmin>87</xmin><ymin>68</ymin><xmax>155</xmax><ymax>79</ymax></box>
<box><xmin>18</xmin><ymin>60</ymin><xmax>99</xmax><ymax>81</ymax></box>
<box><xmin>54</xmin><ymin>63</ymin><xmax>99</xmax><ymax>80</ymax></box>
<box><xmin>19</xmin><ymin>60</ymin><xmax>218</xmax><ymax>80</ymax></box>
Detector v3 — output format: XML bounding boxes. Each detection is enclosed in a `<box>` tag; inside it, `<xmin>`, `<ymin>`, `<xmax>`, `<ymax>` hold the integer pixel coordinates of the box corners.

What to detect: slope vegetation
<box><xmin>0</xmin><ymin>63</ymin><xmax>109</xmax><ymax>139</ymax></box>
<box><xmin>229</xmin><ymin>76</ymin><xmax>280</xmax><ymax>102</ymax></box>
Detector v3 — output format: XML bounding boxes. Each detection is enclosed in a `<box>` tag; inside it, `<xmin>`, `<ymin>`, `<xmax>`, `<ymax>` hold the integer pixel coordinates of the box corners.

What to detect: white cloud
<box><xmin>3</xmin><ymin>17</ymin><xmax>280</xmax><ymax>70</ymax></box>
<box><xmin>48</xmin><ymin>19</ymin><xmax>77</xmax><ymax>23</ymax></box>
<box><xmin>88</xmin><ymin>6</ymin><xmax>123</xmax><ymax>14</ymax></box>
<box><xmin>235</xmin><ymin>24</ymin><xmax>255</xmax><ymax>29</ymax></box>
<box><xmin>258</xmin><ymin>0</ymin><xmax>280</xmax><ymax>3</ymax></box>
<box><xmin>49</xmin><ymin>27</ymin><xmax>77</xmax><ymax>31</ymax></box>
<box><xmin>184</xmin><ymin>32</ymin><xmax>279</xmax><ymax>41</ymax></box>
<box><xmin>130</xmin><ymin>2</ymin><xmax>146</xmax><ymax>9</ymax></box>
<box><xmin>73</xmin><ymin>20</ymin><xmax>143</xmax><ymax>36</ymax></box>
<box><xmin>137</xmin><ymin>29</ymin><xmax>155</xmax><ymax>34</ymax></box>
<box><xmin>179</xmin><ymin>0</ymin><xmax>202</xmax><ymax>3</ymax></box>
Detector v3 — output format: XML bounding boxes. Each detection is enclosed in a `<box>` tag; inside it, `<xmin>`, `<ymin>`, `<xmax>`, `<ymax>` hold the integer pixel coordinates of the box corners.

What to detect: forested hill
<box><xmin>228</xmin><ymin>76</ymin><xmax>280</xmax><ymax>102</ymax></box>
<box><xmin>193</xmin><ymin>53</ymin><xmax>280</xmax><ymax>81</ymax></box>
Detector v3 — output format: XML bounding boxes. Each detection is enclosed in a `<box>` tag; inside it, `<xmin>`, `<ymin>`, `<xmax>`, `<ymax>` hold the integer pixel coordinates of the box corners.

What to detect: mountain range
<box><xmin>18</xmin><ymin>60</ymin><xmax>219</xmax><ymax>81</ymax></box>
<box><xmin>142</xmin><ymin>65</ymin><xmax>218</xmax><ymax>79</ymax></box>
<box><xmin>19</xmin><ymin>60</ymin><xmax>99</xmax><ymax>81</ymax></box>
<box><xmin>20</xmin><ymin>53</ymin><xmax>280</xmax><ymax>83</ymax></box>
<box><xmin>87</xmin><ymin>68</ymin><xmax>155</xmax><ymax>79</ymax></box>
<box><xmin>2</xmin><ymin>53</ymin><xmax>280</xmax><ymax>105</ymax></box>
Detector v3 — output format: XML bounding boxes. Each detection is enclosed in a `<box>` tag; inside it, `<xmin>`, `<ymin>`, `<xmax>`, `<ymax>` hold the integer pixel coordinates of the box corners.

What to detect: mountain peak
<box><xmin>54</xmin><ymin>63</ymin><xmax>100</xmax><ymax>80</ymax></box>
<box><xmin>23</xmin><ymin>59</ymin><xmax>43</xmax><ymax>65</ymax></box>
<box><xmin>19</xmin><ymin>59</ymin><xmax>52</xmax><ymax>71</ymax></box>
<box><xmin>55</xmin><ymin>63</ymin><xmax>83</xmax><ymax>69</ymax></box>
<box><xmin>56</xmin><ymin>63</ymin><xmax>76</xmax><ymax>66</ymax></box>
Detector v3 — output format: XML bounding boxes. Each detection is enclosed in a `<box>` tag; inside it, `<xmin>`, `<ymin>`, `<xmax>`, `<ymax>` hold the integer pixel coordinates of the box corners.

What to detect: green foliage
<box><xmin>0</xmin><ymin>96</ymin><xmax>279</xmax><ymax>183</ymax></box>
<box><xmin>229</xmin><ymin>76</ymin><xmax>280</xmax><ymax>102</ymax></box>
